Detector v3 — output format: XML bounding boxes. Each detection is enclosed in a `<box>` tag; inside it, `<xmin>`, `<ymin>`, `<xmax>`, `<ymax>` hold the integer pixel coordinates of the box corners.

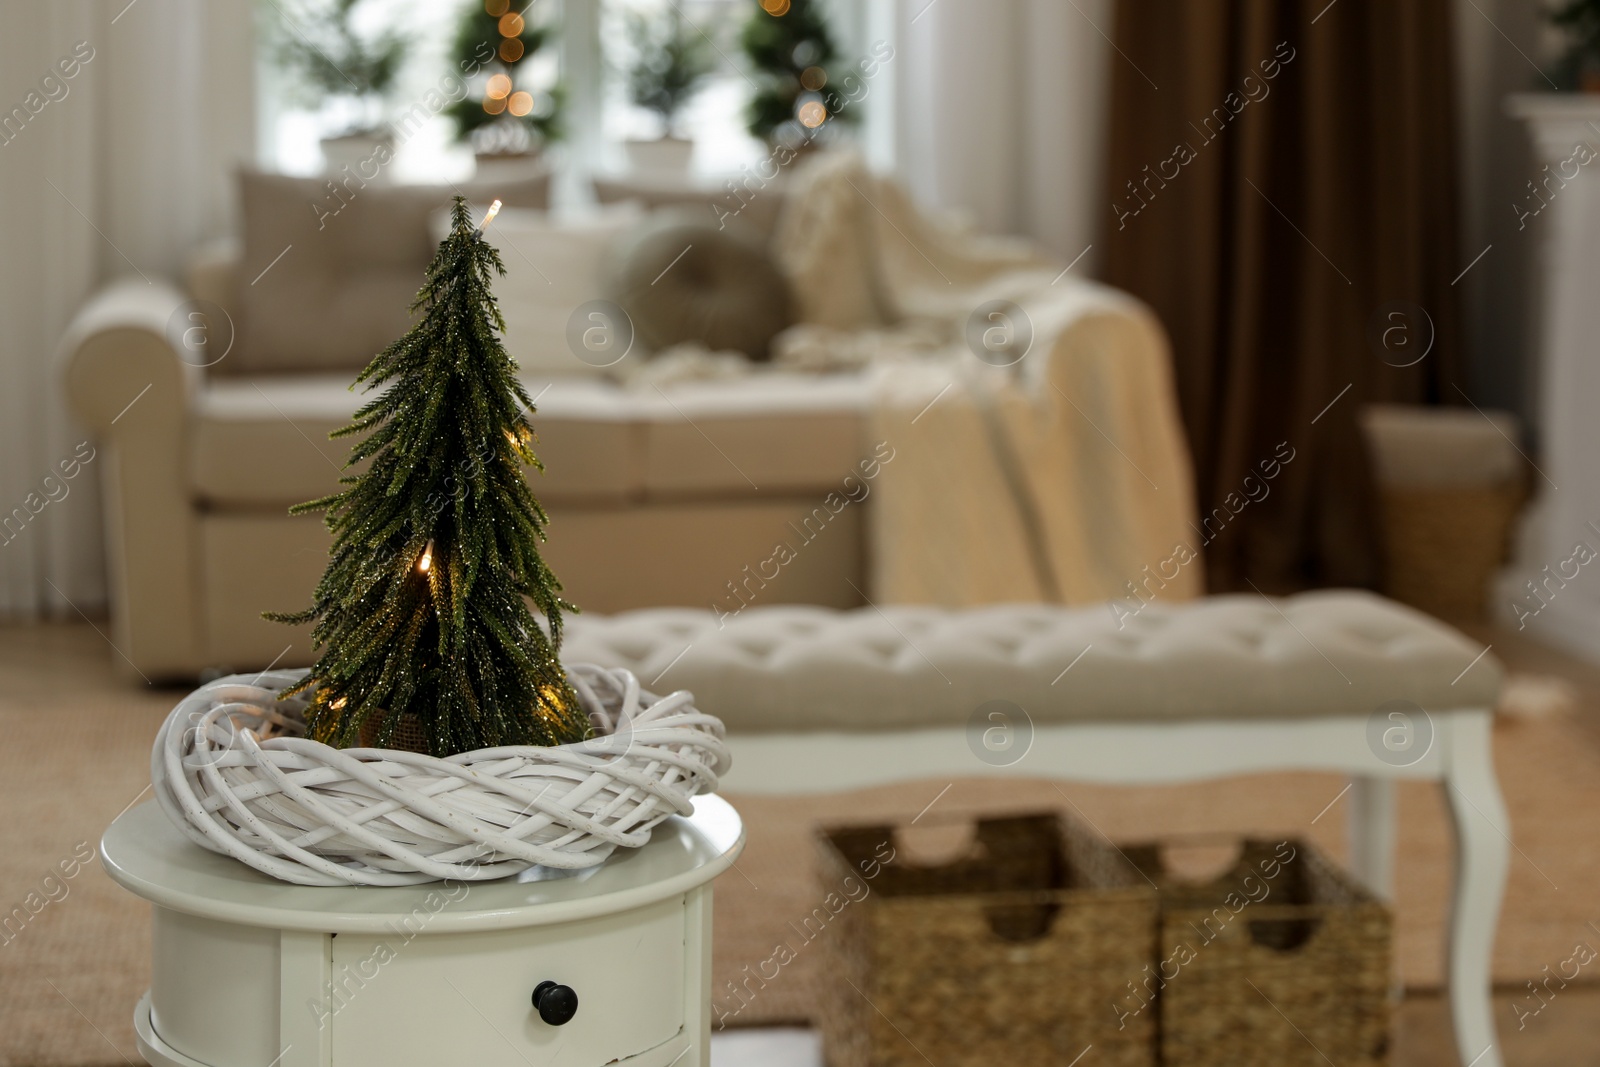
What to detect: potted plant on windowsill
<box><xmin>623</xmin><ymin>7</ymin><xmax>715</xmax><ymax>175</ymax></box>
<box><xmin>261</xmin><ymin>0</ymin><xmax>409</xmax><ymax>181</ymax></box>
<box><xmin>449</xmin><ymin>0</ymin><xmax>565</xmax><ymax>179</ymax></box>
<box><xmin>741</xmin><ymin>0</ymin><xmax>855</xmax><ymax>154</ymax></box>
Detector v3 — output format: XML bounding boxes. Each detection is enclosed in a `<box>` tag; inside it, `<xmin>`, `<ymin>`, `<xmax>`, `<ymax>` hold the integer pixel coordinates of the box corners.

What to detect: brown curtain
<box><xmin>1101</xmin><ymin>0</ymin><xmax>1463</xmax><ymax>594</ymax></box>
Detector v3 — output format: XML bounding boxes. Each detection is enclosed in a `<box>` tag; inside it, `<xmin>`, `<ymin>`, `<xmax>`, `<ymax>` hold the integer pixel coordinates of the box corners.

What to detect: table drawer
<box><xmin>329</xmin><ymin>895</ymin><xmax>687</xmax><ymax>1066</ymax></box>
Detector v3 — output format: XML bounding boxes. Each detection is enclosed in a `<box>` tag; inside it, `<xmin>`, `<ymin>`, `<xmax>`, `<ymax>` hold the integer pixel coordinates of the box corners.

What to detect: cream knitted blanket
<box><xmin>772</xmin><ymin>152</ymin><xmax>1204</xmax><ymax>607</ymax></box>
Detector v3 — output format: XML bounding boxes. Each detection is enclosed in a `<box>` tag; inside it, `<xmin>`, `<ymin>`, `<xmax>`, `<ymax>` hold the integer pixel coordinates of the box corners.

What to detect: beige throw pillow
<box><xmin>591</xmin><ymin>176</ymin><xmax>788</xmax><ymax>244</ymax></box>
<box><xmin>603</xmin><ymin>211</ymin><xmax>793</xmax><ymax>361</ymax></box>
<box><xmin>429</xmin><ymin>203</ymin><xmax>645</xmax><ymax>378</ymax></box>
<box><xmin>228</xmin><ymin>169</ymin><xmax>551</xmax><ymax>376</ymax></box>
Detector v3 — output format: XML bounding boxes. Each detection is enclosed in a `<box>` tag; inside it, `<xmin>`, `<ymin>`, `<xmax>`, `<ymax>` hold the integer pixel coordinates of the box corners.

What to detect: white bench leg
<box><xmin>1444</xmin><ymin>710</ymin><xmax>1508</xmax><ymax>1067</ymax></box>
<box><xmin>1347</xmin><ymin>776</ymin><xmax>1396</xmax><ymax>901</ymax></box>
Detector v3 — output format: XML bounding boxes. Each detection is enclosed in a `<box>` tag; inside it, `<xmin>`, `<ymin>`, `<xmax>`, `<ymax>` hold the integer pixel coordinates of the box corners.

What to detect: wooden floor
<box><xmin>1394</xmin><ymin>988</ymin><xmax>1600</xmax><ymax>1066</ymax></box>
<box><xmin>1392</xmin><ymin>623</ymin><xmax>1600</xmax><ymax>1065</ymax></box>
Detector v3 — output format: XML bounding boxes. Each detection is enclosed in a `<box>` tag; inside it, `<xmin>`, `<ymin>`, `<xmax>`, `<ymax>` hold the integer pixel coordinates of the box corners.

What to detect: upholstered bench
<box><xmin>564</xmin><ymin>590</ymin><xmax>1509</xmax><ymax>1067</ymax></box>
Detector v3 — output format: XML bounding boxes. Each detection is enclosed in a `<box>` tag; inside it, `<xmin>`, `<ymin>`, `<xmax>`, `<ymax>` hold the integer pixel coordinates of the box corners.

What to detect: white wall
<box><xmin>0</xmin><ymin>0</ymin><xmax>253</xmax><ymax>617</ymax></box>
<box><xmin>0</xmin><ymin>2</ymin><xmax>104</xmax><ymax>616</ymax></box>
<box><xmin>1452</xmin><ymin>0</ymin><xmax>1549</xmax><ymax>434</ymax></box>
<box><xmin>890</xmin><ymin>0</ymin><xmax>1110</xmax><ymax>267</ymax></box>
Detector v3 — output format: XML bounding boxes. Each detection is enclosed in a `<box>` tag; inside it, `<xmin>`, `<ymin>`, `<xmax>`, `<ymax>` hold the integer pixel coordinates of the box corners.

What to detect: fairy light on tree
<box><xmin>269</xmin><ymin>198</ymin><xmax>588</xmax><ymax>756</ymax></box>
<box><xmin>450</xmin><ymin>0</ymin><xmax>565</xmax><ymax>155</ymax></box>
<box><xmin>741</xmin><ymin>0</ymin><xmax>855</xmax><ymax>146</ymax></box>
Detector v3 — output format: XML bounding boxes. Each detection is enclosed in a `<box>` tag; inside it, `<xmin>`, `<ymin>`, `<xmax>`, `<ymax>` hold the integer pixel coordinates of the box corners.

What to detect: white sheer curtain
<box><xmin>889</xmin><ymin>0</ymin><xmax>1112</xmax><ymax>266</ymax></box>
<box><xmin>0</xmin><ymin>0</ymin><xmax>253</xmax><ymax>618</ymax></box>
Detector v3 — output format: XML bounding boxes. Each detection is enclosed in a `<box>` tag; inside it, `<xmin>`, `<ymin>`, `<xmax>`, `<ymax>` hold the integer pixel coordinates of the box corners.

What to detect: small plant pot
<box><xmin>473</xmin><ymin>149</ymin><xmax>546</xmax><ymax>183</ymax></box>
<box><xmin>626</xmin><ymin>135</ymin><xmax>695</xmax><ymax>175</ymax></box>
<box><xmin>320</xmin><ymin>130</ymin><xmax>395</xmax><ymax>183</ymax></box>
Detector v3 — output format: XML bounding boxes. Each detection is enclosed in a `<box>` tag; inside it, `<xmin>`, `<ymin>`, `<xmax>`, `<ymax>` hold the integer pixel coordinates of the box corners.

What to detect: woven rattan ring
<box><xmin>151</xmin><ymin>665</ymin><xmax>730</xmax><ymax>886</ymax></box>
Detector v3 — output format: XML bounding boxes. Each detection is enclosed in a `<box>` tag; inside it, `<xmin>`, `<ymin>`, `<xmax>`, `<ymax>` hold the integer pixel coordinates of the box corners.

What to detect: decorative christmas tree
<box><xmin>448</xmin><ymin>0</ymin><xmax>565</xmax><ymax>155</ymax></box>
<box><xmin>270</xmin><ymin>198</ymin><xmax>589</xmax><ymax>757</ymax></box>
<box><xmin>740</xmin><ymin>0</ymin><xmax>855</xmax><ymax>144</ymax></box>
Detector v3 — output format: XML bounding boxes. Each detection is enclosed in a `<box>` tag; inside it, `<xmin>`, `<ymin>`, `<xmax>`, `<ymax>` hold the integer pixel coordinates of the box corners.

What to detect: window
<box><xmin>255</xmin><ymin>0</ymin><xmax>890</xmax><ymax>195</ymax></box>
<box><xmin>594</xmin><ymin>0</ymin><xmax>764</xmax><ymax>177</ymax></box>
<box><xmin>257</xmin><ymin>0</ymin><xmax>481</xmax><ymax>182</ymax></box>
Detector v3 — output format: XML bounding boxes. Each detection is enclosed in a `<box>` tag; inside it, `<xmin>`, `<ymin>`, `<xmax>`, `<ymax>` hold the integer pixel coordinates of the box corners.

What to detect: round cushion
<box><xmin>604</xmin><ymin>211</ymin><xmax>792</xmax><ymax>361</ymax></box>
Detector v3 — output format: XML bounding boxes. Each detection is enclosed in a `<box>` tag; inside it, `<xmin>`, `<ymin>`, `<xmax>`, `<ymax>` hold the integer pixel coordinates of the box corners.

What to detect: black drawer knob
<box><xmin>532</xmin><ymin>981</ymin><xmax>579</xmax><ymax>1026</ymax></box>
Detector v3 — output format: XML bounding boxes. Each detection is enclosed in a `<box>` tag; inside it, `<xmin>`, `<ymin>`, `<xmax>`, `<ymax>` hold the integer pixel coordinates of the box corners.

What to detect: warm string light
<box><xmin>481</xmin><ymin>0</ymin><xmax>526</xmax><ymax>112</ymax></box>
<box><xmin>418</xmin><ymin>539</ymin><xmax>435</xmax><ymax>573</ymax></box>
<box><xmin>477</xmin><ymin>200</ymin><xmax>502</xmax><ymax>234</ymax></box>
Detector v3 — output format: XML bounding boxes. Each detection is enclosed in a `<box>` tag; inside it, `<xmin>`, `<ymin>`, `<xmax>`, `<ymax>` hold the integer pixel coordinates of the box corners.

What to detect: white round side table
<box><xmin>101</xmin><ymin>796</ymin><xmax>744</xmax><ymax>1067</ymax></box>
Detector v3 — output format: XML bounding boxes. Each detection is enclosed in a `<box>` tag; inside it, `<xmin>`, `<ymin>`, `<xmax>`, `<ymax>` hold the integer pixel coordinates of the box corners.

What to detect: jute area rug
<box><xmin>2</xmin><ymin>624</ymin><xmax>1598</xmax><ymax>1065</ymax></box>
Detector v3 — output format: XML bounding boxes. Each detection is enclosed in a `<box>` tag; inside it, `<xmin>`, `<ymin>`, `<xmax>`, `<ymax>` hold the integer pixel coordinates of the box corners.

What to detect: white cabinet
<box><xmin>329</xmin><ymin>898</ymin><xmax>687</xmax><ymax>1066</ymax></box>
<box><xmin>102</xmin><ymin>797</ymin><xmax>743</xmax><ymax>1067</ymax></box>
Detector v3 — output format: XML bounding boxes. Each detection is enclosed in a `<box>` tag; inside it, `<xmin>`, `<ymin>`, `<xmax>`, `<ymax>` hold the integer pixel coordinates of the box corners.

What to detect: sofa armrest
<box><xmin>61</xmin><ymin>276</ymin><xmax>205</xmax><ymax>679</ymax></box>
<box><xmin>62</xmin><ymin>277</ymin><xmax>200</xmax><ymax>430</ymax></box>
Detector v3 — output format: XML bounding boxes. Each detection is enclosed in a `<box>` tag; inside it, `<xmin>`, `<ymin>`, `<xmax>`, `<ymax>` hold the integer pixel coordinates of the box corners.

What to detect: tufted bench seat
<box><xmin>564</xmin><ymin>590</ymin><xmax>1511</xmax><ymax>1067</ymax></box>
<box><xmin>562</xmin><ymin>591</ymin><xmax>1501</xmax><ymax>732</ymax></box>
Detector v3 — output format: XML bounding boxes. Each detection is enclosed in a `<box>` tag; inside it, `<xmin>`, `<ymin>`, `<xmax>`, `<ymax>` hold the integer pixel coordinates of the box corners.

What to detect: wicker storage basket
<box><xmin>1378</xmin><ymin>484</ymin><xmax>1523</xmax><ymax>620</ymax></box>
<box><xmin>1122</xmin><ymin>837</ymin><xmax>1391</xmax><ymax>1067</ymax></box>
<box><xmin>816</xmin><ymin>813</ymin><xmax>1157</xmax><ymax>1067</ymax></box>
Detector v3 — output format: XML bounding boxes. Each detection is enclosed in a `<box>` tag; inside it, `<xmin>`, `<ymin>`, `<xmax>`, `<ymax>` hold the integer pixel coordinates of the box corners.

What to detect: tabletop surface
<box><xmin>100</xmin><ymin>796</ymin><xmax>744</xmax><ymax>934</ymax></box>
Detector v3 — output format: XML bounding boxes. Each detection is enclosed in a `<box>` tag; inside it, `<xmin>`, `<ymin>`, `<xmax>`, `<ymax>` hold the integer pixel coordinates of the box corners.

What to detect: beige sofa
<box><xmin>62</xmin><ymin>171</ymin><xmax>881</xmax><ymax>680</ymax></box>
<box><xmin>64</xmin><ymin>163</ymin><xmax>1191</xmax><ymax>682</ymax></box>
<box><xmin>64</xmin><ymin>273</ymin><xmax>875</xmax><ymax>680</ymax></box>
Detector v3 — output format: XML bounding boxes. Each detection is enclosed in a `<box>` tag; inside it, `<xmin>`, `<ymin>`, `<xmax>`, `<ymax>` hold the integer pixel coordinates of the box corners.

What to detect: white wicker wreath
<box><xmin>151</xmin><ymin>665</ymin><xmax>730</xmax><ymax>886</ymax></box>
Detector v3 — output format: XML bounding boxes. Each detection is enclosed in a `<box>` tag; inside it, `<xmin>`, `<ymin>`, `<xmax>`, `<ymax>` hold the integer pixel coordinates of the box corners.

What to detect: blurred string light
<box><xmin>743</xmin><ymin>0</ymin><xmax>855</xmax><ymax>144</ymax></box>
<box><xmin>480</xmin><ymin>0</ymin><xmax>532</xmax><ymax>118</ymax></box>
<box><xmin>450</xmin><ymin>0</ymin><xmax>561</xmax><ymax>153</ymax></box>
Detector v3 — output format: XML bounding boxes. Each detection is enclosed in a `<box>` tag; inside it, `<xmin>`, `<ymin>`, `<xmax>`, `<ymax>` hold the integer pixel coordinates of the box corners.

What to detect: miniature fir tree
<box><xmin>741</xmin><ymin>0</ymin><xmax>855</xmax><ymax>143</ymax></box>
<box><xmin>270</xmin><ymin>197</ymin><xmax>589</xmax><ymax>757</ymax></box>
<box><xmin>448</xmin><ymin>0</ymin><xmax>564</xmax><ymax>154</ymax></box>
<box><xmin>261</xmin><ymin>0</ymin><xmax>409</xmax><ymax>137</ymax></box>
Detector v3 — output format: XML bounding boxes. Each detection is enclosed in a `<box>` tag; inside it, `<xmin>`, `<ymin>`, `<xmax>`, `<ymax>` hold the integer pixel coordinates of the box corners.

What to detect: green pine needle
<box><xmin>266</xmin><ymin>197</ymin><xmax>589</xmax><ymax>756</ymax></box>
